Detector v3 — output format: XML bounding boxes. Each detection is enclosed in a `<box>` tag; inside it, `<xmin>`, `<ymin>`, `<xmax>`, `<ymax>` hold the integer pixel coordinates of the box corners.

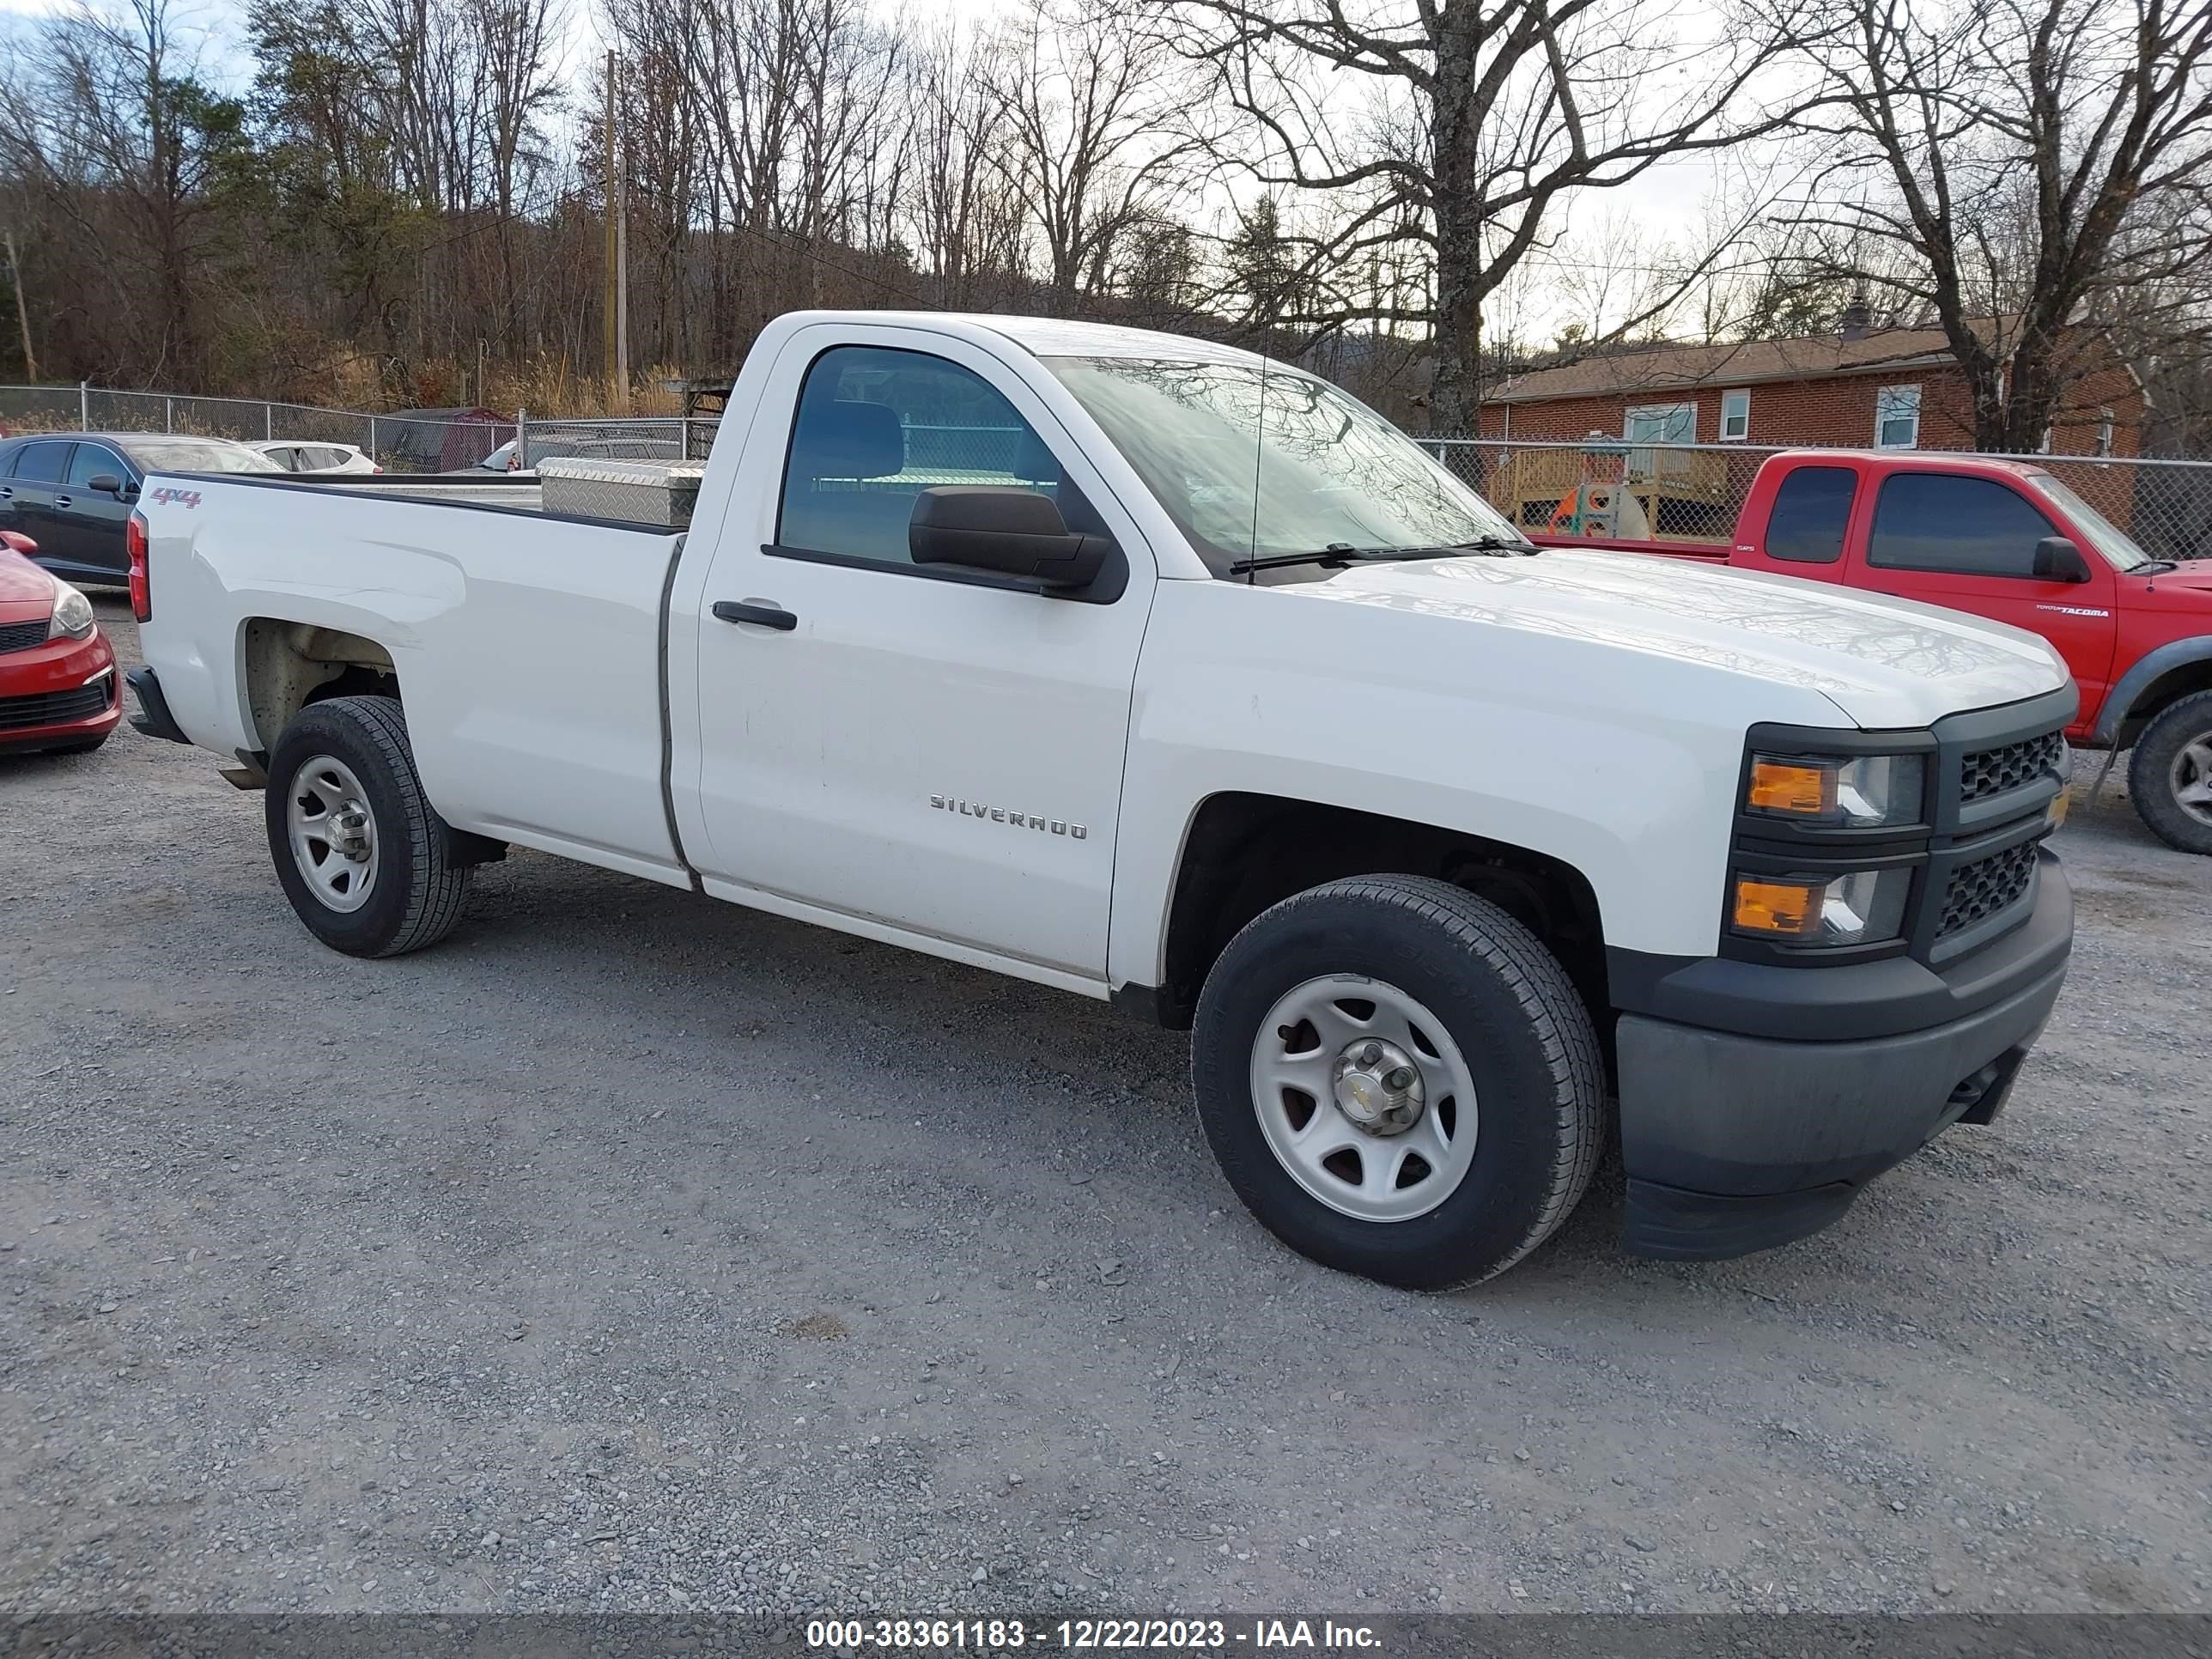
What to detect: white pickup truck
<box><xmin>128</xmin><ymin>311</ymin><xmax>2078</xmax><ymax>1287</ymax></box>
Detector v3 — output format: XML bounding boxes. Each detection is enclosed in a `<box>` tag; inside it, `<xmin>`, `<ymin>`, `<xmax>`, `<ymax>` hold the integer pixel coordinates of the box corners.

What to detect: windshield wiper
<box><xmin>1416</xmin><ymin>536</ymin><xmax>1540</xmax><ymax>556</ymax></box>
<box><xmin>2134</xmin><ymin>558</ymin><xmax>2179</xmax><ymax>575</ymax></box>
<box><xmin>1227</xmin><ymin>536</ymin><xmax>1538</xmax><ymax>575</ymax></box>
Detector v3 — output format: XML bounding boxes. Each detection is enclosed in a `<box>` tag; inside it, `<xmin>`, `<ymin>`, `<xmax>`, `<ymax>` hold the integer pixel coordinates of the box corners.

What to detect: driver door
<box><xmin>59</xmin><ymin>441</ymin><xmax>136</xmax><ymax>581</ymax></box>
<box><xmin>1847</xmin><ymin>471</ymin><xmax>2118</xmax><ymax>717</ymax></box>
<box><xmin>682</xmin><ymin>325</ymin><xmax>1158</xmax><ymax>982</ymax></box>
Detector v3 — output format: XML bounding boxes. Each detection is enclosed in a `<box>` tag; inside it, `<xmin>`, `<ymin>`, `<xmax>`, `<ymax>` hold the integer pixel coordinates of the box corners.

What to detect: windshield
<box><xmin>1044</xmin><ymin>356</ymin><xmax>1527</xmax><ymax>575</ymax></box>
<box><xmin>2025</xmin><ymin>472</ymin><xmax>2154</xmax><ymax>572</ymax></box>
<box><xmin>126</xmin><ymin>439</ymin><xmax>283</xmax><ymax>475</ymax></box>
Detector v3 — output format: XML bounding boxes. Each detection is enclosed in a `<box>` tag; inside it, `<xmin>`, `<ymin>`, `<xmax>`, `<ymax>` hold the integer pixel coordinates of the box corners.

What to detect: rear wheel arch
<box><xmin>240</xmin><ymin>617</ymin><xmax>400</xmax><ymax>754</ymax></box>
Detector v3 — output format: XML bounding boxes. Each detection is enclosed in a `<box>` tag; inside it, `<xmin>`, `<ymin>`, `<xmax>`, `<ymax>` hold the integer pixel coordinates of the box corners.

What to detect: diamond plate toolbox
<box><xmin>536</xmin><ymin>458</ymin><xmax>707</xmax><ymax>527</ymax></box>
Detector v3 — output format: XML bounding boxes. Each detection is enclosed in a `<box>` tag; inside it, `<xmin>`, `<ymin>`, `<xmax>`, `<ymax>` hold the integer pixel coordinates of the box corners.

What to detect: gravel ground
<box><xmin>1</xmin><ymin>596</ymin><xmax>2206</xmax><ymax>1619</ymax></box>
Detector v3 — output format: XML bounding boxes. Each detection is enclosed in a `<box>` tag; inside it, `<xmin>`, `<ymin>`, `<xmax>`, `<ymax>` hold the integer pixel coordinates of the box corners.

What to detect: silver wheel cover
<box><xmin>2169</xmin><ymin>733</ymin><xmax>2212</xmax><ymax>828</ymax></box>
<box><xmin>1249</xmin><ymin>974</ymin><xmax>1480</xmax><ymax>1223</ymax></box>
<box><xmin>286</xmin><ymin>754</ymin><xmax>380</xmax><ymax>914</ymax></box>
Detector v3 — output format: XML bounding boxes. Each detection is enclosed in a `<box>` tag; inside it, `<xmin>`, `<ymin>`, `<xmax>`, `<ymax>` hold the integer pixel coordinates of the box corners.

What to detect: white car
<box><xmin>475</xmin><ymin>435</ymin><xmax>680</xmax><ymax>475</ymax></box>
<box><xmin>251</xmin><ymin>441</ymin><xmax>380</xmax><ymax>475</ymax></box>
<box><xmin>126</xmin><ymin>310</ymin><xmax>2076</xmax><ymax>1288</ymax></box>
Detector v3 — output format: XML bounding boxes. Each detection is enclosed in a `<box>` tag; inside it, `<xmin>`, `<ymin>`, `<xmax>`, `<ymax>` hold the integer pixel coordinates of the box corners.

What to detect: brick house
<box><xmin>1474</xmin><ymin>324</ymin><xmax>2146</xmax><ymax>458</ymax></box>
<box><xmin>1462</xmin><ymin>322</ymin><xmax>2151</xmax><ymax>541</ymax></box>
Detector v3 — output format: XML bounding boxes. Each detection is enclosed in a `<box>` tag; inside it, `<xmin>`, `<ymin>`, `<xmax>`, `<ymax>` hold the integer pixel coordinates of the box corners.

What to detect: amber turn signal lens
<box><xmin>1732</xmin><ymin>876</ymin><xmax>1822</xmax><ymax>937</ymax></box>
<box><xmin>1746</xmin><ymin>759</ymin><xmax>1837</xmax><ymax>816</ymax></box>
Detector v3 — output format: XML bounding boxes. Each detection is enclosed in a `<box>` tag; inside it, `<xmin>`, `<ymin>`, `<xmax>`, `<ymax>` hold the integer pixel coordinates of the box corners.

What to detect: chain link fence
<box><xmin>0</xmin><ymin>385</ymin><xmax>719</xmax><ymax>474</ymax></box>
<box><xmin>1424</xmin><ymin>438</ymin><xmax>2212</xmax><ymax>562</ymax></box>
<box><xmin>7</xmin><ymin>383</ymin><xmax>2208</xmax><ymax>553</ymax></box>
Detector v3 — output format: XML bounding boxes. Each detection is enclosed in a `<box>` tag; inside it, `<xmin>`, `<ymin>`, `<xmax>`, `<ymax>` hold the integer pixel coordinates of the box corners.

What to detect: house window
<box><xmin>1718</xmin><ymin>389</ymin><xmax>1751</xmax><ymax>441</ymax></box>
<box><xmin>1875</xmin><ymin>385</ymin><xmax>1921</xmax><ymax>449</ymax></box>
<box><xmin>2096</xmin><ymin>408</ymin><xmax>2115</xmax><ymax>457</ymax></box>
<box><xmin>1624</xmin><ymin>403</ymin><xmax>1697</xmax><ymax>444</ymax></box>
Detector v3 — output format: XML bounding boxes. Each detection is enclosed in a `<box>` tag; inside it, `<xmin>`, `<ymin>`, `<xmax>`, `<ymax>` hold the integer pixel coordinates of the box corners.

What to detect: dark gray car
<box><xmin>0</xmin><ymin>433</ymin><xmax>281</xmax><ymax>585</ymax></box>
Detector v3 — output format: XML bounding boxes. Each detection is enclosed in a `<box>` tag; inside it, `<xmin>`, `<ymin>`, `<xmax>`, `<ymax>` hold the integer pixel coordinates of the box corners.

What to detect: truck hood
<box><xmin>2131</xmin><ymin>561</ymin><xmax>2212</xmax><ymax>611</ymax></box>
<box><xmin>1299</xmin><ymin>549</ymin><xmax>2070</xmax><ymax>730</ymax></box>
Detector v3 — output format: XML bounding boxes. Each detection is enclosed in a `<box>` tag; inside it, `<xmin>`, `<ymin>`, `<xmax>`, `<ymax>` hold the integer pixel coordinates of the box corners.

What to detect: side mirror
<box><xmin>909</xmin><ymin>487</ymin><xmax>1112</xmax><ymax>588</ymax></box>
<box><xmin>2033</xmin><ymin>535</ymin><xmax>2092</xmax><ymax>583</ymax></box>
<box><xmin>87</xmin><ymin>472</ymin><xmax>125</xmax><ymax>497</ymax></box>
<box><xmin>0</xmin><ymin>529</ymin><xmax>36</xmax><ymax>555</ymax></box>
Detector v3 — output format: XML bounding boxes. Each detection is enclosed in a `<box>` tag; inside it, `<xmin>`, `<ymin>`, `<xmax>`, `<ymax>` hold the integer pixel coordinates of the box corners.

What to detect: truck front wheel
<box><xmin>2128</xmin><ymin>690</ymin><xmax>2212</xmax><ymax>856</ymax></box>
<box><xmin>264</xmin><ymin>695</ymin><xmax>471</xmax><ymax>957</ymax></box>
<box><xmin>1191</xmin><ymin>875</ymin><xmax>1605</xmax><ymax>1290</ymax></box>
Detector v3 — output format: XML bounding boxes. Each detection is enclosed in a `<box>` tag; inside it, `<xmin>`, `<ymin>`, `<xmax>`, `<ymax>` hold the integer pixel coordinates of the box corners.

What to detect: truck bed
<box><xmin>254</xmin><ymin>473</ymin><xmax>549</xmax><ymax>514</ymax></box>
<box><xmin>141</xmin><ymin>468</ymin><xmax>688</xmax><ymax>884</ymax></box>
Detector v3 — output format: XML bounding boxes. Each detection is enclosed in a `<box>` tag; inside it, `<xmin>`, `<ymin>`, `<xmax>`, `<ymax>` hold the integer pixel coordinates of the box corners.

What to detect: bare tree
<box><xmin>1158</xmin><ymin>0</ymin><xmax>1821</xmax><ymax>431</ymax></box>
<box><xmin>904</xmin><ymin>21</ymin><xmax>1029</xmax><ymax>307</ymax></box>
<box><xmin>786</xmin><ymin>0</ymin><xmax>903</xmax><ymax>307</ymax></box>
<box><xmin>0</xmin><ymin>0</ymin><xmax>251</xmax><ymax>382</ymax></box>
<box><xmin>1782</xmin><ymin>0</ymin><xmax>2212</xmax><ymax>452</ymax></box>
<box><xmin>995</xmin><ymin>0</ymin><xmax>1202</xmax><ymax>314</ymax></box>
<box><xmin>474</xmin><ymin>0</ymin><xmax>564</xmax><ymax>328</ymax></box>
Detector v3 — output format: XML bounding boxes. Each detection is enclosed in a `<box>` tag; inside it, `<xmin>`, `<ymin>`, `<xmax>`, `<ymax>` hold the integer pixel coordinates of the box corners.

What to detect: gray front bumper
<box><xmin>1615</xmin><ymin>869</ymin><xmax>2071</xmax><ymax>1259</ymax></box>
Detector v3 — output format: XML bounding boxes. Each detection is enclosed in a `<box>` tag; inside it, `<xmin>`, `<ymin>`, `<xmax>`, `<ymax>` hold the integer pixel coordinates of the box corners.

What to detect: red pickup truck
<box><xmin>1541</xmin><ymin>450</ymin><xmax>2212</xmax><ymax>854</ymax></box>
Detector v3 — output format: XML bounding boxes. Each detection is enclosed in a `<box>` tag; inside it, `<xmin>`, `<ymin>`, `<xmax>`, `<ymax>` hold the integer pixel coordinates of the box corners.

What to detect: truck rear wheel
<box><xmin>2128</xmin><ymin>690</ymin><xmax>2212</xmax><ymax>856</ymax></box>
<box><xmin>264</xmin><ymin>695</ymin><xmax>471</xmax><ymax>957</ymax></box>
<box><xmin>1191</xmin><ymin>875</ymin><xmax>1605</xmax><ymax>1290</ymax></box>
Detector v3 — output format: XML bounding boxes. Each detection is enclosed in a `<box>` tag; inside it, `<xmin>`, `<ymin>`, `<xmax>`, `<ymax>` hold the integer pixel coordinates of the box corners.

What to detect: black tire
<box><xmin>1191</xmin><ymin>874</ymin><xmax>1605</xmax><ymax>1291</ymax></box>
<box><xmin>2127</xmin><ymin>690</ymin><xmax>2212</xmax><ymax>856</ymax></box>
<box><xmin>264</xmin><ymin>695</ymin><xmax>470</xmax><ymax>957</ymax></box>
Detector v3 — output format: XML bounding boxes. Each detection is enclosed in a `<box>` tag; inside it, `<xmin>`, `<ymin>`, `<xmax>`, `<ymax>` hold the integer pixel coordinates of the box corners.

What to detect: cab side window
<box><xmin>1868</xmin><ymin>474</ymin><xmax>2060</xmax><ymax>578</ymax></box>
<box><xmin>1763</xmin><ymin>466</ymin><xmax>1856</xmax><ymax>564</ymax></box>
<box><xmin>11</xmin><ymin>441</ymin><xmax>71</xmax><ymax>483</ymax></box>
<box><xmin>775</xmin><ymin>344</ymin><xmax>1094</xmax><ymax>568</ymax></box>
<box><xmin>66</xmin><ymin>444</ymin><xmax>126</xmax><ymax>487</ymax></box>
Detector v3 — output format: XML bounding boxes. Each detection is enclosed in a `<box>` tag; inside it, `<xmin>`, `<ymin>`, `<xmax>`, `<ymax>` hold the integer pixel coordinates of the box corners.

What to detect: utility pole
<box><xmin>603</xmin><ymin>51</ymin><xmax>629</xmax><ymax>415</ymax></box>
<box><xmin>616</xmin><ymin>160</ymin><xmax>631</xmax><ymax>415</ymax></box>
<box><xmin>3</xmin><ymin>230</ymin><xmax>36</xmax><ymax>382</ymax></box>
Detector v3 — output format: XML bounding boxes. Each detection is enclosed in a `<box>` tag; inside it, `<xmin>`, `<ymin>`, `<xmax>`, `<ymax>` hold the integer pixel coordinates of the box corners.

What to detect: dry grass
<box><xmin>3</xmin><ymin>354</ymin><xmax>690</xmax><ymax>429</ymax></box>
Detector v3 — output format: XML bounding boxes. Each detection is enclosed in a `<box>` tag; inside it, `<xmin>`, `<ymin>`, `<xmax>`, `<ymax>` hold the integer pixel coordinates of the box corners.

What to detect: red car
<box><xmin>1539</xmin><ymin>450</ymin><xmax>2212</xmax><ymax>854</ymax></box>
<box><xmin>0</xmin><ymin>529</ymin><xmax>120</xmax><ymax>755</ymax></box>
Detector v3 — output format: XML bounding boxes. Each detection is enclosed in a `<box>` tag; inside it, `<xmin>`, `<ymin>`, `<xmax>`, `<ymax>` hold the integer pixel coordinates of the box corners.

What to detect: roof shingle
<box><xmin>1491</xmin><ymin>327</ymin><xmax>1958</xmax><ymax>404</ymax></box>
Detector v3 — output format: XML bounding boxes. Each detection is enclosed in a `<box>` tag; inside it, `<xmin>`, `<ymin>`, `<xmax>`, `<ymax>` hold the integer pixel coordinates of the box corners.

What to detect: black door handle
<box><xmin>53</xmin><ymin>495</ymin><xmax>70</xmax><ymax>508</ymax></box>
<box><xmin>712</xmin><ymin>599</ymin><xmax>798</xmax><ymax>631</ymax></box>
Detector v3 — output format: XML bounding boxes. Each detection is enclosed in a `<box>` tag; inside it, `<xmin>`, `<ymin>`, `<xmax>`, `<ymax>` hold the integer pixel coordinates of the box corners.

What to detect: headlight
<box><xmin>47</xmin><ymin>581</ymin><xmax>95</xmax><ymax>641</ymax></box>
<box><xmin>1745</xmin><ymin>751</ymin><xmax>1924</xmax><ymax>829</ymax></box>
<box><xmin>1731</xmin><ymin>866</ymin><xmax>1911</xmax><ymax>948</ymax></box>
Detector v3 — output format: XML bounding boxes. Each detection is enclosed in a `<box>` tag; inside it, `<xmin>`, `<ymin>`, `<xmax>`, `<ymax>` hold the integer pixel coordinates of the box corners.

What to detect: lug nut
<box><xmin>1359</xmin><ymin>1043</ymin><xmax>1382</xmax><ymax>1066</ymax></box>
<box><xmin>1384</xmin><ymin>1066</ymin><xmax>1417</xmax><ymax>1091</ymax></box>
